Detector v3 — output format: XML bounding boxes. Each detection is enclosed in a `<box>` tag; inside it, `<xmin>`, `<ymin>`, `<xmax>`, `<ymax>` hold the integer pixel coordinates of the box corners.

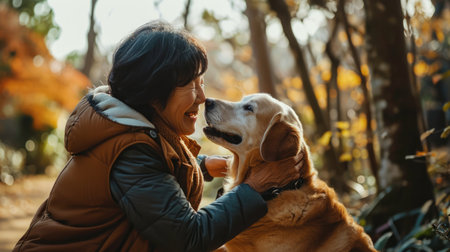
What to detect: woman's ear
<box><xmin>260</xmin><ymin>113</ymin><xmax>301</xmax><ymax>162</ymax></box>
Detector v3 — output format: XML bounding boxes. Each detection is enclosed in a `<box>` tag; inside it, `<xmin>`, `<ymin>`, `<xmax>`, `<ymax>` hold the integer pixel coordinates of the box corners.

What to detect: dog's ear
<box><xmin>260</xmin><ymin>113</ymin><xmax>301</xmax><ymax>161</ymax></box>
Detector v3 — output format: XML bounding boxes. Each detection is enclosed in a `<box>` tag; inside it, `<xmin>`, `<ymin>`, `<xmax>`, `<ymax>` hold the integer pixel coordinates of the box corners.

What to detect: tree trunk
<box><xmin>363</xmin><ymin>0</ymin><xmax>435</xmax><ymax>235</ymax></box>
<box><xmin>82</xmin><ymin>0</ymin><xmax>98</xmax><ymax>79</ymax></box>
<box><xmin>268</xmin><ymin>0</ymin><xmax>347</xmax><ymax>193</ymax></box>
<box><xmin>183</xmin><ymin>0</ymin><xmax>192</xmax><ymax>31</ymax></box>
<box><xmin>325</xmin><ymin>9</ymin><xmax>350</xmax><ymax>192</ymax></box>
<box><xmin>339</xmin><ymin>0</ymin><xmax>379</xmax><ymax>190</ymax></box>
<box><xmin>268</xmin><ymin>0</ymin><xmax>328</xmax><ymax>132</ymax></box>
<box><xmin>244</xmin><ymin>0</ymin><xmax>277</xmax><ymax>97</ymax></box>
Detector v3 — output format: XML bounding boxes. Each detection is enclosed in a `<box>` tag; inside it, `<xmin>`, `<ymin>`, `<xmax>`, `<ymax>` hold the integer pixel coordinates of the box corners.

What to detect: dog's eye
<box><xmin>243</xmin><ymin>104</ymin><xmax>254</xmax><ymax>112</ymax></box>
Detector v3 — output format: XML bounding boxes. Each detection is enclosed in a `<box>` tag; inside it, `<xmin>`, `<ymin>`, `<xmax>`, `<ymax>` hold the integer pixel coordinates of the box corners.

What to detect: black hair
<box><xmin>108</xmin><ymin>21</ymin><xmax>208</xmax><ymax>117</ymax></box>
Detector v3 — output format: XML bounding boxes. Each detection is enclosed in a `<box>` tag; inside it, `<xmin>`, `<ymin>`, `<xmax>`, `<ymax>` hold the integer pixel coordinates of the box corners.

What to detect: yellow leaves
<box><xmin>414</xmin><ymin>61</ymin><xmax>429</xmax><ymax>76</ymax></box>
<box><xmin>286</xmin><ymin>89</ymin><xmax>302</xmax><ymax>103</ymax></box>
<box><xmin>318</xmin><ymin>131</ymin><xmax>332</xmax><ymax>146</ymax></box>
<box><xmin>336</xmin><ymin>31</ymin><xmax>363</xmax><ymax>46</ymax></box>
<box><xmin>282</xmin><ymin>77</ymin><xmax>304</xmax><ymax>103</ymax></box>
<box><xmin>335</xmin><ymin>121</ymin><xmax>351</xmax><ymax>138</ymax></box>
<box><xmin>350</xmin><ymin>90</ymin><xmax>364</xmax><ymax>105</ymax></box>
<box><xmin>361</xmin><ymin>65</ymin><xmax>369</xmax><ymax>77</ymax></box>
<box><xmin>338</xmin><ymin>31</ymin><xmax>347</xmax><ymax>42</ymax></box>
<box><xmin>222</xmin><ymin>72</ymin><xmax>259</xmax><ymax>101</ymax></box>
<box><xmin>339</xmin><ymin>153</ymin><xmax>352</xmax><ymax>162</ymax></box>
<box><xmin>418</xmin><ymin>119</ymin><xmax>449</xmax><ymax>141</ymax></box>
<box><xmin>337</xmin><ymin>67</ymin><xmax>361</xmax><ymax>90</ymax></box>
<box><xmin>420</xmin><ymin>128</ymin><xmax>435</xmax><ymax>141</ymax></box>
<box><xmin>291</xmin><ymin>77</ymin><xmax>302</xmax><ymax>89</ymax></box>
<box><xmin>321</xmin><ymin>70</ymin><xmax>331</xmax><ymax>82</ymax></box>
<box><xmin>443</xmin><ymin>102</ymin><xmax>450</xmax><ymax>112</ymax></box>
<box><xmin>407</xmin><ymin>53</ymin><xmax>414</xmax><ymax>64</ymax></box>
<box><xmin>414</xmin><ymin>61</ymin><xmax>441</xmax><ymax>77</ymax></box>
<box><xmin>314</xmin><ymin>84</ymin><xmax>327</xmax><ymax>108</ymax></box>
<box><xmin>222</xmin><ymin>73</ymin><xmax>244</xmax><ymax>101</ymax></box>
<box><xmin>435</xmin><ymin>30</ymin><xmax>445</xmax><ymax>42</ymax></box>
<box><xmin>441</xmin><ymin>126</ymin><xmax>450</xmax><ymax>139</ymax></box>
<box><xmin>351</xmin><ymin>33</ymin><xmax>364</xmax><ymax>47</ymax></box>
<box><xmin>336</xmin><ymin>121</ymin><xmax>350</xmax><ymax>130</ymax></box>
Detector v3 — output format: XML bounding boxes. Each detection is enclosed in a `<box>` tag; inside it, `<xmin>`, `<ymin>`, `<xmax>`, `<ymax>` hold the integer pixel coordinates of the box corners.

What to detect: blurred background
<box><xmin>0</xmin><ymin>0</ymin><xmax>448</xmax><ymax>251</ymax></box>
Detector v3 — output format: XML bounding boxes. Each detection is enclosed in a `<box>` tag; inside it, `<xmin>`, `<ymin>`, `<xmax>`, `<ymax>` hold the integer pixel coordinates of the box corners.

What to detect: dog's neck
<box><xmin>226</xmin><ymin>149</ymin><xmax>259</xmax><ymax>190</ymax></box>
<box><xmin>227</xmin><ymin>144</ymin><xmax>316</xmax><ymax>191</ymax></box>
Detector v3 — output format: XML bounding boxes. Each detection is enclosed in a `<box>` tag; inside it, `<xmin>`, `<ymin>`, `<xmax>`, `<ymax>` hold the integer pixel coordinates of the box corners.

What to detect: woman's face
<box><xmin>157</xmin><ymin>76</ymin><xmax>206</xmax><ymax>135</ymax></box>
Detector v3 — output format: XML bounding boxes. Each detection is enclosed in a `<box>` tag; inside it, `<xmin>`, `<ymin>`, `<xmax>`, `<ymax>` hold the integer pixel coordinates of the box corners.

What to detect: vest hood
<box><xmin>64</xmin><ymin>85</ymin><xmax>155</xmax><ymax>154</ymax></box>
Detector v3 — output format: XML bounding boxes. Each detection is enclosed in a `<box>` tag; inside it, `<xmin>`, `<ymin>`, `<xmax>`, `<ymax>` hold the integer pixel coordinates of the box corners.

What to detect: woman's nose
<box><xmin>196</xmin><ymin>84</ymin><xmax>206</xmax><ymax>104</ymax></box>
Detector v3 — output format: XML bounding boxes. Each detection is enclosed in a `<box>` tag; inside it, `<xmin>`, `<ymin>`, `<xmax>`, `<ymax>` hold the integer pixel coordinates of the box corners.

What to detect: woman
<box><xmin>14</xmin><ymin>21</ymin><xmax>303</xmax><ymax>252</ymax></box>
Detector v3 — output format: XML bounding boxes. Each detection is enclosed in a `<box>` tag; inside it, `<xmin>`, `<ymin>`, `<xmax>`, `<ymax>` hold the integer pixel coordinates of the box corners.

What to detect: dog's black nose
<box><xmin>205</xmin><ymin>98</ymin><xmax>215</xmax><ymax>111</ymax></box>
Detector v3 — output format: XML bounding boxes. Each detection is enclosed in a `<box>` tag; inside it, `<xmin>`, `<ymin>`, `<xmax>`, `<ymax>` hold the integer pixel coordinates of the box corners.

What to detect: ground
<box><xmin>0</xmin><ymin>175</ymin><xmax>55</xmax><ymax>252</ymax></box>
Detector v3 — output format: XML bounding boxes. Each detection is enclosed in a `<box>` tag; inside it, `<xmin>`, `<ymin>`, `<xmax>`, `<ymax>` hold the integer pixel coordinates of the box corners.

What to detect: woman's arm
<box><xmin>110</xmin><ymin>143</ymin><xmax>267</xmax><ymax>252</ymax></box>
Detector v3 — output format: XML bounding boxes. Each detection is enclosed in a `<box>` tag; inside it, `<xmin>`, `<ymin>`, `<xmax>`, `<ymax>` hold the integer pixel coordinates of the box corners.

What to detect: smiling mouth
<box><xmin>203</xmin><ymin>126</ymin><xmax>242</xmax><ymax>145</ymax></box>
<box><xmin>185</xmin><ymin>111</ymin><xmax>198</xmax><ymax>118</ymax></box>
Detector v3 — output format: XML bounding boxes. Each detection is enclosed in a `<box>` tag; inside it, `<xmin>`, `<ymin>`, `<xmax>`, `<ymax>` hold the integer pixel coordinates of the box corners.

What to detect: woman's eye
<box><xmin>243</xmin><ymin>104</ymin><xmax>254</xmax><ymax>112</ymax></box>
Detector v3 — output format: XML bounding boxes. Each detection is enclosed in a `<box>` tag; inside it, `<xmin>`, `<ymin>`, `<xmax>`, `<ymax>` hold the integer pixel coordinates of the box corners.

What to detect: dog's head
<box><xmin>204</xmin><ymin>94</ymin><xmax>305</xmax><ymax>184</ymax></box>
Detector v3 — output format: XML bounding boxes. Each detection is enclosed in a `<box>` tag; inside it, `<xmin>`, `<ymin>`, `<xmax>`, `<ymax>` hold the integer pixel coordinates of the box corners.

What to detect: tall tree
<box><xmin>363</xmin><ymin>0</ymin><xmax>435</xmax><ymax>234</ymax></box>
<box><xmin>268</xmin><ymin>0</ymin><xmax>348</xmax><ymax>193</ymax></box>
<box><xmin>82</xmin><ymin>0</ymin><xmax>98</xmax><ymax>79</ymax></box>
<box><xmin>244</xmin><ymin>0</ymin><xmax>277</xmax><ymax>97</ymax></box>
<box><xmin>324</xmin><ymin>2</ymin><xmax>351</xmax><ymax>190</ymax></box>
<box><xmin>339</xmin><ymin>0</ymin><xmax>379</xmax><ymax>189</ymax></box>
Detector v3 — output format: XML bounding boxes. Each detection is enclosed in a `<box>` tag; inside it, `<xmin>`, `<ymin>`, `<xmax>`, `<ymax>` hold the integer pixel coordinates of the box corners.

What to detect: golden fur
<box><xmin>204</xmin><ymin>94</ymin><xmax>376</xmax><ymax>252</ymax></box>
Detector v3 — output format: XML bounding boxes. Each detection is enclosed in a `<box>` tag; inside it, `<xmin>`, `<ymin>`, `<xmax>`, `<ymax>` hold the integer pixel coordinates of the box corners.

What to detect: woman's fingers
<box><xmin>205</xmin><ymin>156</ymin><xmax>229</xmax><ymax>177</ymax></box>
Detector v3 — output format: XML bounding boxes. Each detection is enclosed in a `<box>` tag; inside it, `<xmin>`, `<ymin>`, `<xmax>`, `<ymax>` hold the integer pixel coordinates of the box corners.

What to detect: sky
<box><xmin>46</xmin><ymin>0</ymin><xmax>434</xmax><ymax>61</ymax></box>
<box><xmin>46</xmin><ymin>0</ymin><xmax>248</xmax><ymax>60</ymax></box>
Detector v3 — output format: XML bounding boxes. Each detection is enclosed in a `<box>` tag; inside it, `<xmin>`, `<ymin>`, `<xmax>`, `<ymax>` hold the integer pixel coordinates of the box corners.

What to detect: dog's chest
<box><xmin>226</xmin><ymin>190</ymin><xmax>314</xmax><ymax>252</ymax></box>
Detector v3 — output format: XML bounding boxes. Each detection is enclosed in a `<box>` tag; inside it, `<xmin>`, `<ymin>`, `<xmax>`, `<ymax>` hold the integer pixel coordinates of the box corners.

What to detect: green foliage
<box><xmin>0</xmin><ymin>0</ymin><xmax>60</xmax><ymax>41</ymax></box>
<box><xmin>65</xmin><ymin>50</ymin><xmax>84</xmax><ymax>69</ymax></box>
<box><xmin>358</xmin><ymin>151</ymin><xmax>450</xmax><ymax>251</ymax></box>
<box><xmin>374</xmin><ymin>232</ymin><xmax>393</xmax><ymax>250</ymax></box>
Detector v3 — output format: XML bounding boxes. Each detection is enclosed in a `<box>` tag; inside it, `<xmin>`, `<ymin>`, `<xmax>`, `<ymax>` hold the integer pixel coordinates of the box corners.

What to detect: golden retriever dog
<box><xmin>203</xmin><ymin>93</ymin><xmax>376</xmax><ymax>252</ymax></box>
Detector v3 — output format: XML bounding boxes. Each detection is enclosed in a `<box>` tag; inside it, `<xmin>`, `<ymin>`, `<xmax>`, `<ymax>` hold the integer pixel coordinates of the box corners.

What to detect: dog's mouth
<box><xmin>203</xmin><ymin>126</ymin><xmax>242</xmax><ymax>145</ymax></box>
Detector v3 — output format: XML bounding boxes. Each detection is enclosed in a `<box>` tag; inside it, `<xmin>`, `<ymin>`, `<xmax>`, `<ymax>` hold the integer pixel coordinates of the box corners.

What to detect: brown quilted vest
<box><xmin>14</xmin><ymin>94</ymin><xmax>204</xmax><ymax>251</ymax></box>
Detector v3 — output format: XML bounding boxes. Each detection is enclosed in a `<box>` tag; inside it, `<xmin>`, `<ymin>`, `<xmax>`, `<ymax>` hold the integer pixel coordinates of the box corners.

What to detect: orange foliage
<box><xmin>0</xmin><ymin>5</ymin><xmax>91</xmax><ymax>129</ymax></box>
<box><xmin>337</xmin><ymin>67</ymin><xmax>361</xmax><ymax>90</ymax></box>
<box><xmin>414</xmin><ymin>60</ymin><xmax>429</xmax><ymax>76</ymax></box>
<box><xmin>360</xmin><ymin>64</ymin><xmax>369</xmax><ymax>77</ymax></box>
<box><xmin>314</xmin><ymin>84</ymin><xmax>327</xmax><ymax>108</ymax></box>
<box><xmin>221</xmin><ymin>72</ymin><xmax>258</xmax><ymax>101</ymax></box>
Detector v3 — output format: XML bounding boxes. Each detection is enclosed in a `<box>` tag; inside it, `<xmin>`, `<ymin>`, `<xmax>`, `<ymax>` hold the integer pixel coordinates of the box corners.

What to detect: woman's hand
<box><xmin>205</xmin><ymin>155</ymin><xmax>230</xmax><ymax>177</ymax></box>
<box><xmin>244</xmin><ymin>151</ymin><xmax>305</xmax><ymax>193</ymax></box>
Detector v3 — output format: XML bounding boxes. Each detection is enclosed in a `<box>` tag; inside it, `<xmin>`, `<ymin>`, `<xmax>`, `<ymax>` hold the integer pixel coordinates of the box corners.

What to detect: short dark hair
<box><xmin>108</xmin><ymin>21</ymin><xmax>208</xmax><ymax>117</ymax></box>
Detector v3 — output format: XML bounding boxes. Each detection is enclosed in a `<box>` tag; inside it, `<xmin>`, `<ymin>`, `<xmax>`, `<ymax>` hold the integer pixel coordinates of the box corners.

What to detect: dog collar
<box><xmin>260</xmin><ymin>177</ymin><xmax>304</xmax><ymax>201</ymax></box>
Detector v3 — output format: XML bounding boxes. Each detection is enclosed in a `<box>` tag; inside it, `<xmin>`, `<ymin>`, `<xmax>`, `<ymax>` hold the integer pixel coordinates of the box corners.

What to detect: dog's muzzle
<box><xmin>205</xmin><ymin>98</ymin><xmax>215</xmax><ymax>112</ymax></box>
<box><xmin>203</xmin><ymin>126</ymin><xmax>242</xmax><ymax>145</ymax></box>
<box><xmin>203</xmin><ymin>98</ymin><xmax>242</xmax><ymax>145</ymax></box>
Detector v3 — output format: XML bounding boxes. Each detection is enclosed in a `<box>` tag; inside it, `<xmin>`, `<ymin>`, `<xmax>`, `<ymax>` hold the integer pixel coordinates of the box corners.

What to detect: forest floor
<box><xmin>0</xmin><ymin>175</ymin><xmax>55</xmax><ymax>252</ymax></box>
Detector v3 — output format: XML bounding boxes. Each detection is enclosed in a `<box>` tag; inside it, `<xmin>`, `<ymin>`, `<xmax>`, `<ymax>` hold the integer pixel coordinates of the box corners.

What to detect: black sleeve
<box><xmin>110</xmin><ymin>143</ymin><xmax>267</xmax><ymax>252</ymax></box>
